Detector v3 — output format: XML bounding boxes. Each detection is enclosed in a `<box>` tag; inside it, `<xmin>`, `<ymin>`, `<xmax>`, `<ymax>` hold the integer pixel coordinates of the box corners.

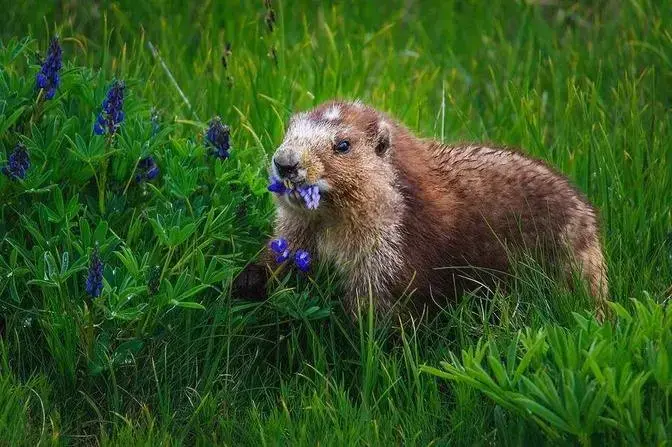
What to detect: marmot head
<box><xmin>271</xmin><ymin>100</ymin><xmax>397</xmax><ymax>216</ymax></box>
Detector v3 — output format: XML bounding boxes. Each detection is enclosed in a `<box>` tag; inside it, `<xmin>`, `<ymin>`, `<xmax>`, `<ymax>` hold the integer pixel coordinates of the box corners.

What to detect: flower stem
<box><xmin>98</xmin><ymin>159</ymin><xmax>107</xmax><ymax>215</ymax></box>
<box><xmin>122</xmin><ymin>157</ymin><xmax>141</xmax><ymax>196</ymax></box>
<box><xmin>98</xmin><ymin>135</ymin><xmax>113</xmax><ymax>215</ymax></box>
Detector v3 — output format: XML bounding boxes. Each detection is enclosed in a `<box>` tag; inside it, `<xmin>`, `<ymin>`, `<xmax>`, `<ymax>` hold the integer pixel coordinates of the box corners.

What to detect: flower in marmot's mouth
<box><xmin>2</xmin><ymin>143</ymin><xmax>30</xmax><ymax>180</ymax></box>
<box><xmin>294</xmin><ymin>249</ymin><xmax>311</xmax><ymax>272</ymax></box>
<box><xmin>267</xmin><ymin>176</ymin><xmax>287</xmax><ymax>194</ymax></box>
<box><xmin>36</xmin><ymin>37</ymin><xmax>62</xmax><ymax>100</ymax></box>
<box><xmin>267</xmin><ymin>176</ymin><xmax>321</xmax><ymax>210</ymax></box>
<box><xmin>298</xmin><ymin>184</ymin><xmax>320</xmax><ymax>210</ymax></box>
<box><xmin>270</xmin><ymin>237</ymin><xmax>291</xmax><ymax>263</ymax></box>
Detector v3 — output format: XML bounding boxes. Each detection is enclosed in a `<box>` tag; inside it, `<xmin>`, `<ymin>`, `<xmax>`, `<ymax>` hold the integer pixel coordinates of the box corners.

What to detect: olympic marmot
<box><xmin>235</xmin><ymin>100</ymin><xmax>609</xmax><ymax>321</ymax></box>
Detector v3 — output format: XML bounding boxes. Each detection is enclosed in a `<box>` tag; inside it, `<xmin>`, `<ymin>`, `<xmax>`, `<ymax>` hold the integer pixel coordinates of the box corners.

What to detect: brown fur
<box><xmin>244</xmin><ymin>100</ymin><xmax>609</xmax><ymax>322</ymax></box>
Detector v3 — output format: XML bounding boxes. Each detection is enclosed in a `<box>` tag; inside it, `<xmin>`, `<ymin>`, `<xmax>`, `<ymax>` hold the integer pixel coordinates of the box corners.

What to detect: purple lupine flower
<box><xmin>85</xmin><ymin>248</ymin><xmax>104</xmax><ymax>298</ymax></box>
<box><xmin>298</xmin><ymin>184</ymin><xmax>321</xmax><ymax>209</ymax></box>
<box><xmin>205</xmin><ymin>116</ymin><xmax>231</xmax><ymax>159</ymax></box>
<box><xmin>267</xmin><ymin>176</ymin><xmax>287</xmax><ymax>194</ymax></box>
<box><xmin>267</xmin><ymin>177</ymin><xmax>321</xmax><ymax>210</ymax></box>
<box><xmin>36</xmin><ymin>37</ymin><xmax>62</xmax><ymax>100</ymax></box>
<box><xmin>294</xmin><ymin>249</ymin><xmax>311</xmax><ymax>272</ymax></box>
<box><xmin>146</xmin><ymin>165</ymin><xmax>160</xmax><ymax>180</ymax></box>
<box><xmin>135</xmin><ymin>156</ymin><xmax>160</xmax><ymax>183</ymax></box>
<box><xmin>270</xmin><ymin>237</ymin><xmax>291</xmax><ymax>263</ymax></box>
<box><xmin>94</xmin><ymin>81</ymin><xmax>125</xmax><ymax>136</ymax></box>
<box><xmin>2</xmin><ymin>143</ymin><xmax>30</xmax><ymax>180</ymax></box>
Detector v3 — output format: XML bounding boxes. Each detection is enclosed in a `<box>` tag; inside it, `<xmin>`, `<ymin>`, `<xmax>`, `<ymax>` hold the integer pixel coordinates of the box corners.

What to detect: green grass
<box><xmin>1</xmin><ymin>0</ymin><xmax>671</xmax><ymax>445</ymax></box>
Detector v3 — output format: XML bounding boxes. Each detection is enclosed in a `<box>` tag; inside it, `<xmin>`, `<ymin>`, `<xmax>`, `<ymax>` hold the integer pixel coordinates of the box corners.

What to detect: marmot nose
<box><xmin>273</xmin><ymin>157</ymin><xmax>299</xmax><ymax>178</ymax></box>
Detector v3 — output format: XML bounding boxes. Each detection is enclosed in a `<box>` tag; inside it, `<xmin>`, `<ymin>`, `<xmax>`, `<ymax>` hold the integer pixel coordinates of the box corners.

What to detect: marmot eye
<box><xmin>335</xmin><ymin>140</ymin><xmax>350</xmax><ymax>154</ymax></box>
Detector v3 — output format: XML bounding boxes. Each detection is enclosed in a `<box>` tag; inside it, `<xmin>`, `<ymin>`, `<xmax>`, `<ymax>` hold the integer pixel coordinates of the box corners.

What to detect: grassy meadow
<box><xmin>1</xmin><ymin>0</ymin><xmax>671</xmax><ymax>444</ymax></box>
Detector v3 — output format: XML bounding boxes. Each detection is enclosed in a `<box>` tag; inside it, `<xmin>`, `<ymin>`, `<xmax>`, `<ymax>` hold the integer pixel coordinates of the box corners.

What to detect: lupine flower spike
<box><xmin>85</xmin><ymin>247</ymin><xmax>104</xmax><ymax>298</ymax></box>
<box><xmin>36</xmin><ymin>37</ymin><xmax>62</xmax><ymax>100</ymax></box>
<box><xmin>94</xmin><ymin>81</ymin><xmax>126</xmax><ymax>136</ymax></box>
<box><xmin>135</xmin><ymin>156</ymin><xmax>160</xmax><ymax>183</ymax></box>
<box><xmin>2</xmin><ymin>143</ymin><xmax>30</xmax><ymax>181</ymax></box>
<box><xmin>205</xmin><ymin>116</ymin><xmax>231</xmax><ymax>159</ymax></box>
<box><xmin>270</xmin><ymin>237</ymin><xmax>291</xmax><ymax>263</ymax></box>
<box><xmin>294</xmin><ymin>250</ymin><xmax>311</xmax><ymax>272</ymax></box>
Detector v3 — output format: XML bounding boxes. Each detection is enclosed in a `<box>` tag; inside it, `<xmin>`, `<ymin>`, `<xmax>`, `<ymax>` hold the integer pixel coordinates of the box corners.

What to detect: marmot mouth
<box><xmin>268</xmin><ymin>175</ymin><xmax>324</xmax><ymax>210</ymax></box>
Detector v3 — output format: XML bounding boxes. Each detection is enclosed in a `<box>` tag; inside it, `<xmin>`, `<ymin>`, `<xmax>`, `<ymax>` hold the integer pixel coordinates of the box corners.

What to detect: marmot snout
<box><xmin>251</xmin><ymin>100</ymin><xmax>609</xmax><ymax>321</ymax></box>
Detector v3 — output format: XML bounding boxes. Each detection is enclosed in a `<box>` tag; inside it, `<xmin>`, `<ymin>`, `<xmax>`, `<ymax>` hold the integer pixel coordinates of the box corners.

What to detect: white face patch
<box><xmin>285</xmin><ymin>115</ymin><xmax>335</xmax><ymax>145</ymax></box>
<box><xmin>322</xmin><ymin>105</ymin><xmax>341</xmax><ymax>121</ymax></box>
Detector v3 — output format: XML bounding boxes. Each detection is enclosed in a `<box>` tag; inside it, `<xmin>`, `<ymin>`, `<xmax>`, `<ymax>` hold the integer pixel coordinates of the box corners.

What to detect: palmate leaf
<box><xmin>65</xmin><ymin>132</ymin><xmax>107</xmax><ymax>163</ymax></box>
<box><xmin>114</xmin><ymin>246</ymin><xmax>142</xmax><ymax>280</ymax></box>
<box><xmin>149</xmin><ymin>216</ymin><xmax>170</xmax><ymax>246</ymax></box>
<box><xmin>170</xmin><ymin>222</ymin><xmax>196</xmax><ymax>247</ymax></box>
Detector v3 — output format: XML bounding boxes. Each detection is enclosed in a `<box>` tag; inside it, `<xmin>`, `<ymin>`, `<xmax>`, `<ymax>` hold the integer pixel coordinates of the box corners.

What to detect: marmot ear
<box><xmin>375</xmin><ymin>120</ymin><xmax>392</xmax><ymax>156</ymax></box>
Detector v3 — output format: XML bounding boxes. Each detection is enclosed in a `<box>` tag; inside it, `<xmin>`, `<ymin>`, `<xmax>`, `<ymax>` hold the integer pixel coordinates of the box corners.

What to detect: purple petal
<box><xmin>146</xmin><ymin>166</ymin><xmax>160</xmax><ymax>180</ymax></box>
<box><xmin>270</xmin><ymin>237</ymin><xmax>288</xmax><ymax>254</ymax></box>
<box><xmin>276</xmin><ymin>249</ymin><xmax>291</xmax><ymax>263</ymax></box>
<box><xmin>294</xmin><ymin>249</ymin><xmax>311</xmax><ymax>272</ymax></box>
<box><xmin>36</xmin><ymin>72</ymin><xmax>47</xmax><ymax>89</ymax></box>
<box><xmin>267</xmin><ymin>177</ymin><xmax>287</xmax><ymax>194</ymax></box>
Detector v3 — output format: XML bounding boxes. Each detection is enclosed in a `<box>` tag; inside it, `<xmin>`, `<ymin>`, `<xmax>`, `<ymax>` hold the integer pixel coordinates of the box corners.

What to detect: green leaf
<box><xmin>170</xmin><ymin>300</ymin><xmax>206</xmax><ymax>310</ymax></box>
<box><xmin>80</xmin><ymin>219</ymin><xmax>91</xmax><ymax>248</ymax></box>
<box><xmin>512</xmin><ymin>397</ymin><xmax>573</xmax><ymax>433</ymax></box>
<box><xmin>176</xmin><ymin>284</ymin><xmax>209</xmax><ymax>301</ymax></box>
<box><xmin>487</xmin><ymin>354</ymin><xmax>510</xmax><ymax>387</ymax></box>
<box><xmin>609</xmin><ymin>301</ymin><xmax>632</xmax><ymax>322</ymax></box>
<box><xmin>44</xmin><ymin>251</ymin><xmax>57</xmax><ymax>280</ymax></box>
<box><xmin>27</xmin><ymin>279</ymin><xmax>58</xmax><ymax>289</ymax></box>
<box><xmin>149</xmin><ymin>217</ymin><xmax>169</xmax><ymax>245</ymax></box>
<box><xmin>54</xmin><ymin>189</ymin><xmax>65</xmax><ymax>217</ymax></box>
<box><xmin>61</xmin><ymin>251</ymin><xmax>69</xmax><ymax>276</ymax></box>
<box><xmin>93</xmin><ymin>220</ymin><xmax>109</xmax><ymax>244</ymax></box>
